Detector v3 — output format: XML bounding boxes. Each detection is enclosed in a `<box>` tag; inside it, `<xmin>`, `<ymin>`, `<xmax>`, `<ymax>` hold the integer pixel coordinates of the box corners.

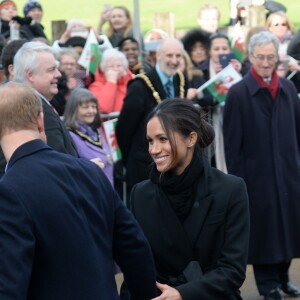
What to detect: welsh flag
<box><xmin>89</xmin><ymin>43</ymin><xmax>102</xmax><ymax>74</ymax></box>
<box><xmin>198</xmin><ymin>65</ymin><xmax>242</xmax><ymax>103</ymax></box>
<box><xmin>78</xmin><ymin>30</ymin><xmax>101</xmax><ymax>73</ymax></box>
<box><xmin>230</xmin><ymin>22</ymin><xmax>246</xmax><ymax>62</ymax></box>
<box><xmin>102</xmin><ymin>118</ymin><xmax>122</xmax><ymax>162</ymax></box>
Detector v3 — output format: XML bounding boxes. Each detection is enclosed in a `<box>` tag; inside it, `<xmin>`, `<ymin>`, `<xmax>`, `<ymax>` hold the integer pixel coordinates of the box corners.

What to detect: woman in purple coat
<box><xmin>64</xmin><ymin>88</ymin><xmax>114</xmax><ymax>185</ymax></box>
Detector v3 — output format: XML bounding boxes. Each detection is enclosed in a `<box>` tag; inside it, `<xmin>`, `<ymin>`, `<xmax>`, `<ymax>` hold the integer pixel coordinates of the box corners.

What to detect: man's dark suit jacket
<box><xmin>116</xmin><ymin>68</ymin><xmax>189</xmax><ymax>189</ymax></box>
<box><xmin>0</xmin><ymin>139</ymin><xmax>157</xmax><ymax>300</ymax></box>
<box><xmin>0</xmin><ymin>97</ymin><xmax>77</xmax><ymax>176</ymax></box>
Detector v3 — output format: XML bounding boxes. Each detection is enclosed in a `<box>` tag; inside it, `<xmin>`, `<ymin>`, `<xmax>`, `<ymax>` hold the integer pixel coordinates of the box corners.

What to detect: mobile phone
<box><xmin>219</xmin><ymin>53</ymin><xmax>236</xmax><ymax>68</ymax></box>
<box><xmin>103</xmin><ymin>3</ymin><xmax>111</xmax><ymax>12</ymax></box>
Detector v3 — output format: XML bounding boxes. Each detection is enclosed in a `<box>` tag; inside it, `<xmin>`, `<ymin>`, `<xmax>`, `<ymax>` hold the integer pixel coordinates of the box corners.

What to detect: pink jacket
<box><xmin>89</xmin><ymin>68</ymin><xmax>134</xmax><ymax>114</ymax></box>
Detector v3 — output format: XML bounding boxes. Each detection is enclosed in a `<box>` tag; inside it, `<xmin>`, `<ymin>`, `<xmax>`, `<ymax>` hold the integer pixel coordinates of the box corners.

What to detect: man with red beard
<box><xmin>116</xmin><ymin>38</ymin><xmax>193</xmax><ymax>195</ymax></box>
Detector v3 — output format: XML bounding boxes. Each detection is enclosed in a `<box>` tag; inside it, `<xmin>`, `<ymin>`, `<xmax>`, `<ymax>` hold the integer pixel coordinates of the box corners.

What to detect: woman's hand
<box><xmin>90</xmin><ymin>158</ymin><xmax>104</xmax><ymax>169</ymax></box>
<box><xmin>230</xmin><ymin>59</ymin><xmax>242</xmax><ymax>73</ymax></box>
<box><xmin>186</xmin><ymin>88</ymin><xmax>198</xmax><ymax>100</ymax></box>
<box><xmin>214</xmin><ymin>62</ymin><xmax>223</xmax><ymax>74</ymax></box>
<box><xmin>151</xmin><ymin>282</ymin><xmax>182</xmax><ymax>300</ymax></box>
<box><xmin>105</xmin><ymin>69</ymin><xmax>119</xmax><ymax>84</ymax></box>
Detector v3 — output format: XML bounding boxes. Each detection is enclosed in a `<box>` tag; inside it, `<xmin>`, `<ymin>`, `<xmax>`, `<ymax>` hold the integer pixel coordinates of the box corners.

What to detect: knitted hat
<box><xmin>23</xmin><ymin>0</ymin><xmax>42</xmax><ymax>16</ymax></box>
<box><xmin>0</xmin><ymin>0</ymin><xmax>17</xmax><ymax>10</ymax></box>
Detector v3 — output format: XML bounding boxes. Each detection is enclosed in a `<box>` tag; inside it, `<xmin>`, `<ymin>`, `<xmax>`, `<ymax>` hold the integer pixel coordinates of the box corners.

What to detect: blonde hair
<box><xmin>0</xmin><ymin>82</ymin><xmax>42</xmax><ymax>139</ymax></box>
<box><xmin>265</xmin><ymin>11</ymin><xmax>294</xmax><ymax>34</ymax></box>
<box><xmin>182</xmin><ymin>50</ymin><xmax>203</xmax><ymax>81</ymax></box>
<box><xmin>106</xmin><ymin>6</ymin><xmax>132</xmax><ymax>38</ymax></box>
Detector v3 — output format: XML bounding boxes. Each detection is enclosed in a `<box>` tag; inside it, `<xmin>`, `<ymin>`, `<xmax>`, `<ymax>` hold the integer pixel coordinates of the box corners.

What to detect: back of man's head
<box><xmin>0</xmin><ymin>82</ymin><xmax>42</xmax><ymax>140</ymax></box>
<box><xmin>13</xmin><ymin>41</ymin><xmax>54</xmax><ymax>84</ymax></box>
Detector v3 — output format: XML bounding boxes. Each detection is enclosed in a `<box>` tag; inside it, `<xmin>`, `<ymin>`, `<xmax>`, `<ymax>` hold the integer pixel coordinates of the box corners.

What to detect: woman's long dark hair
<box><xmin>146</xmin><ymin>99</ymin><xmax>215</xmax><ymax>169</ymax></box>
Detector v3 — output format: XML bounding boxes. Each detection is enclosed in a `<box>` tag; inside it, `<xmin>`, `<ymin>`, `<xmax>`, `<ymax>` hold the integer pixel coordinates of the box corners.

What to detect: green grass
<box><xmin>15</xmin><ymin>0</ymin><xmax>300</xmax><ymax>41</ymax></box>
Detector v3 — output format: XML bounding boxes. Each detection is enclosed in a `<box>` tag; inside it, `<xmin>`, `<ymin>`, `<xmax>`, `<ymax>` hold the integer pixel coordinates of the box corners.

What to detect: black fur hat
<box><xmin>181</xmin><ymin>29</ymin><xmax>210</xmax><ymax>56</ymax></box>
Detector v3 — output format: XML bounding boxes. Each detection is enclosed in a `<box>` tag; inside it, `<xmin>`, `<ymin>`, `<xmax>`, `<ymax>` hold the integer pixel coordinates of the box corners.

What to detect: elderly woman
<box><xmin>64</xmin><ymin>88</ymin><xmax>114</xmax><ymax>185</ymax></box>
<box><xmin>88</xmin><ymin>48</ymin><xmax>134</xmax><ymax>114</ymax></box>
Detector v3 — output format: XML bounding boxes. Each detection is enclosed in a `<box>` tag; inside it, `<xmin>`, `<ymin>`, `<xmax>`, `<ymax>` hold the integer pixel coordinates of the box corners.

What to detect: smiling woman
<box><xmin>120</xmin><ymin>99</ymin><xmax>250</xmax><ymax>300</ymax></box>
<box><xmin>63</xmin><ymin>88</ymin><xmax>114</xmax><ymax>185</ymax></box>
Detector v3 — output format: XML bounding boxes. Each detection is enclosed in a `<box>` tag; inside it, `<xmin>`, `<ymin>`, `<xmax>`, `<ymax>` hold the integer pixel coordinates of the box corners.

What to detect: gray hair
<box><xmin>248</xmin><ymin>31</ymin><xmax>279</xmax><ymax>56</ymax></box>
<box><xmin>13</xmin><ymin>41</ymin><xmax>55</xmax><ymax>83</ymax></box>
<box><xmin>100</xmin><ymin>48</ymin><xmax>128</xmax><ymax>72</ymax></box>
<box><xmin>56</xmin><ymin>47</ymin><xmax>79</xmax><ymax>62</ymax></box>
<box><xmin>63</xmin><ymin>88</ymin><xmax>101</xmax><ymax>131</ymax></box>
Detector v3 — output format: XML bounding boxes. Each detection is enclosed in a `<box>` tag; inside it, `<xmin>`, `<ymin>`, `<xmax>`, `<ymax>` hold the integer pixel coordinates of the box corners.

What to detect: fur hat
<box><xmin>0</xmin><ymin>0</ymin><xmax>16</xmax><ymax>10</ymax></box>
<box><xmin>23</xmin><ymin>0</ymin><xmax>42</xmax><ymax>16</ymax></box>
<box><xmin>63</xmin><ymin>36</ymin><xmax>87</xmax><ymax>48</ymax></box>
<box><xmin>181</xmin><ymin>29</ymin><xmax>210</xmax><ymax>55</ymax></box>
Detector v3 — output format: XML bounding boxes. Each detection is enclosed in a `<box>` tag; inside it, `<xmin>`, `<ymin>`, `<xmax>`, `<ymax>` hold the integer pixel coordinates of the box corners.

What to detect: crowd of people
<box><xmin>0</xmin><ymin>0</ymin><xmax>300</xmax><ymax>299</ymax></box>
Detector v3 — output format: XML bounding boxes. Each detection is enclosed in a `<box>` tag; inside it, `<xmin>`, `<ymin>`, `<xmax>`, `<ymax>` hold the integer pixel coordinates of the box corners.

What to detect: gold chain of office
<box><xmin>136</xmin><ymin>71</ymin><xmax>185</xmax><ymax>104</ymax></box>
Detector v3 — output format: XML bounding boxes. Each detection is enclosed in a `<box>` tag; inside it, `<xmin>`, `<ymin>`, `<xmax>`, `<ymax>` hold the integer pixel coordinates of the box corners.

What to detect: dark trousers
<box><xmin>253</xmin><ymin>261</ymin><xmax>291</xmax><ymax>295</ymax></box>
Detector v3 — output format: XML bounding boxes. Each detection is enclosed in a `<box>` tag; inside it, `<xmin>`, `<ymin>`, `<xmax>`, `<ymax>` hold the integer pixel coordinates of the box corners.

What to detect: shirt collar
<box><xmin>155</xmin><ymin>64</ymin><xmax>174</xmax><ymax>86</ymax></box>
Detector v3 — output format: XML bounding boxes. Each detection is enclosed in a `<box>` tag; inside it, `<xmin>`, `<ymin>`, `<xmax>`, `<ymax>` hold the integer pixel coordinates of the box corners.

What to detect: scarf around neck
<box><xmin>150</xmin><ymin>150</ymin><xmax>204</xmax><ymax>222</ymax></box>
<box><xmin>250</xmin><ymin>66</ymin><xmax>279</xmax><ymax>100</ymax></box>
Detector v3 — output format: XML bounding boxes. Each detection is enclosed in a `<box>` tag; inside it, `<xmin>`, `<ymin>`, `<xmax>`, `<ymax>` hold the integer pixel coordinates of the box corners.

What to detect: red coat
<box><xmin>89</xmin><ymin>68</ymin><xmax>134</xmax><ymax>114</ymax></box>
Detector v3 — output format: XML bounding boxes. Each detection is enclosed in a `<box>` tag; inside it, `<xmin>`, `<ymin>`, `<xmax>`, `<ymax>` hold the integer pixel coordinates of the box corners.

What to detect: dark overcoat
<box><xmin>223</xmin><ymin>71</ymin><xmax>300</xmax><ymax>264</ymax></box>
<box><xmin>116</xmin><ymin>68</ymin><xmax>188</xmax><ymax>189</ymax></box>
<box><xmin>0</xmin><ymin>140</ymin><xmax>157</xmax><ymax>300</ymax></box>
<box><xmin>129</xmin><ymin>160</ymin><xmax>250</xmax><ymax>300</ymax></box>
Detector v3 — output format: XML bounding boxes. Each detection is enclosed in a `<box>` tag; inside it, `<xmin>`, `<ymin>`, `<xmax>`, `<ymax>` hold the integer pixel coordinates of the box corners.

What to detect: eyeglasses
<box><xmin>252</xmin><ymin>54</ymin><xmax>277</xmax><ymax>62</ymax></box>
<box><xmin>272</xmin><ymin>22</ymin><xmax>287</xmax><ymax>27</ymax></box>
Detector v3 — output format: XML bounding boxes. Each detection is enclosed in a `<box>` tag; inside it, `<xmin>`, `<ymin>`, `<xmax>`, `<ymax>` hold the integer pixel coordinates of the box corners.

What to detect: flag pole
<box><xmin>133</xmin><ymin>0</ymin><xmax>141</xmax><ymax>46</ymax></box>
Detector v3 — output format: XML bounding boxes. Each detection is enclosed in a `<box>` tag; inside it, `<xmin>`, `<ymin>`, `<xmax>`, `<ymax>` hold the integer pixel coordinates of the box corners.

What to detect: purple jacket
<box><xmin>69</xmin><ymin>129</ymin><xmax>114</xmax><ymax>185</ymax></box>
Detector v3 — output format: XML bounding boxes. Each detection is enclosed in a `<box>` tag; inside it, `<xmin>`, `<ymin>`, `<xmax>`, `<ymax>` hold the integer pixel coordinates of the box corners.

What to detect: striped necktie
<box><xmin>165</xmin><ymin>78</ymin><xmax>173</xmax><ymax>99</ymax></box>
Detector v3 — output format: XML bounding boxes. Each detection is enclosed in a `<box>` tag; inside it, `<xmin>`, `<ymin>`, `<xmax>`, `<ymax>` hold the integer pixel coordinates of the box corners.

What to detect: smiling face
<box><xmin>110</xmin><ymin>8</ymin><xmax>129</xmax><ymax>32</ymax></box>
<box><xmin>268</xmin><ymin>15</ymin><xmax>289</xmax><ymax>40</ymax></box>
<box><xmin>27</xmin><ymin>51</ymin><xmax>61</xmax><ymax>100</ymax></box>
<box><xmin>249</xmin><ymin>42</ymin><xmax>278</xmax><ymax>78</ymax></box>
<box><xmin>157</xmin><ymin>40</ymin><xmax>183</xmax><ymax>77</ymax></box>
<box><xmin>76</xmin><ymin>101</ymin><xmax>98</xmax><ymax>125</ymax></box>
<box><xmin>147</xmin><ymin>116</ymin><xmax>195</xmax><ymax>175</ymax></box>
<box><xmin>120</xmin><ymin>40</ymin><xmax>139</xmax><ymax>68</ymax></box>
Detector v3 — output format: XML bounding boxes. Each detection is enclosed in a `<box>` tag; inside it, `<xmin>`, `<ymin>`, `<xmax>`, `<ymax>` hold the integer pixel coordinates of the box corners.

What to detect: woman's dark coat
<box><xmin>223</xmin><ymin>71</ymin><xmax>300</xmax><ymax>264</ymax></box>
<box><xmin>129</xmin><ymin>160</ymin><xmax>249</xmax><ymax>300</ymax></box>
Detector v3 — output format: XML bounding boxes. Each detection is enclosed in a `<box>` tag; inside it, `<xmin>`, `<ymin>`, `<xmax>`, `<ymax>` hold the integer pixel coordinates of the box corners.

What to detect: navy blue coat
<box><xmin>0</xmin><ymin>140</ymin><xmax>157</xmax><ymax>300</ymax></box>
<box><xmin>223</xmin><ymin>71</ymin><xmax>300</xmax><ymax>264</ymax></box>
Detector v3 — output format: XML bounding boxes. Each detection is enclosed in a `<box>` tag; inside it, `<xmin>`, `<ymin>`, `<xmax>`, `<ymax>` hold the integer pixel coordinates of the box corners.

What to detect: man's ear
<box><xmin>37</xmin><ymin>112</ymin><xmax>45</xmax><ymax>133</ymax></box>
<box><xmin>8</xmin><ymin>64</ymin><xmax>14</xmax><ymax>79</ymax></box>
<box><xmin>26</xmin><ymin>69</ymin><xmax>34</xmax><ymax>85</ymax></box>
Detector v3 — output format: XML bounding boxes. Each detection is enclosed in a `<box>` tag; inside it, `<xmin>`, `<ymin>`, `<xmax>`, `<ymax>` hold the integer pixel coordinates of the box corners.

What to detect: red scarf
<box><xmin>250</xmin><ymin>66</ymin><xmax>279</xmax><ymax>100</ymax></box>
